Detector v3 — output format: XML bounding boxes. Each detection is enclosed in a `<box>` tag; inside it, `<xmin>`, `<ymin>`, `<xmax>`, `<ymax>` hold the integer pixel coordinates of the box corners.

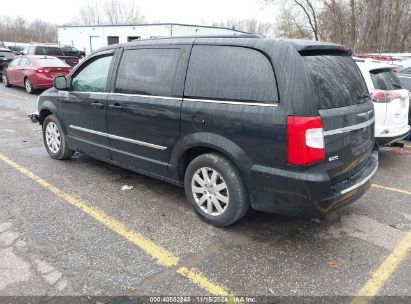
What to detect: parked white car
<box><xmin>356</xmin><ymin>59</ymin><xmax>410</xmax><ymax>145</ymax></box>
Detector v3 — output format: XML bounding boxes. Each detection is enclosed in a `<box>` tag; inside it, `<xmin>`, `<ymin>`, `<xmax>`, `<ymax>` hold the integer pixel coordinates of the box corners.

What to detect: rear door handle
<box><xmin>91</xmin><ymin>102</ymin><xmax>104</xmax><ymax>109</ymax></box>
<box><xmin>108</xmin><ymin>103</ymin><xmax>125</xmax><ymax>110</ymax></box>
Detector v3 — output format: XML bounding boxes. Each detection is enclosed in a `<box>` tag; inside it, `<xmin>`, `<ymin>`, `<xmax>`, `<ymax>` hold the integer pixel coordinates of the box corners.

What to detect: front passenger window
<box><xmin>72</xmin><ymin>55</ymin><xmax>113</xmax><ymax>92</ymax></box>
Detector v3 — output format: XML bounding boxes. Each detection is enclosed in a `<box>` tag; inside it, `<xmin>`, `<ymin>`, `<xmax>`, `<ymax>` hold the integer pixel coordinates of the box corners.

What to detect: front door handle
<box><xmin>108</xmin><ymin>103</ymin><xmax>125</xmax><ymax>110</ymax></box>
<box><xmin>91</xmin><ymin>102</ymin><xmax>104</xmax><ymax>109</ymax></box>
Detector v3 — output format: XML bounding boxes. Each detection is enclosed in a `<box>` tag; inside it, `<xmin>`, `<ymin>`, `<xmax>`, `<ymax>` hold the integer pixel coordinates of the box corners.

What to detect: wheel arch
<box><xmin>38</xmin><ymin>101</ymin><xmax>67</xmax><ymax>133</ymax></box>
<box><xmin>169</xmin><ymin>132</ymin><xmax>252</xmax><ymax>185</ymax></box>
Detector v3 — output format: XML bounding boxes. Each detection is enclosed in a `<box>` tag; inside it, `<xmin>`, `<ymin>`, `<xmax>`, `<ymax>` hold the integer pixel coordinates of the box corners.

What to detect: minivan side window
<box><xmin>184</xmin><ymin>45</ymin><xmax>278</xmax><ymax>103</ymax></box>
<box><xmin>72</xmin><ymin>55</ymin><xmax>113</xmax><ymax>92</ymax></box>
<box><xmin>115</xmin><ymin>48</ymin><xmax>181</xmax><ymax>96</ymax></box>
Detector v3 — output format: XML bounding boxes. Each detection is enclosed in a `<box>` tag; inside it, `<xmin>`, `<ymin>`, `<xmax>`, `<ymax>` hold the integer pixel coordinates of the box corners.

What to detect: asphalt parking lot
<box><xmin>0</xmin><ymin>86</ymin><xmax>410</xmax><ymax>303</ymax></box>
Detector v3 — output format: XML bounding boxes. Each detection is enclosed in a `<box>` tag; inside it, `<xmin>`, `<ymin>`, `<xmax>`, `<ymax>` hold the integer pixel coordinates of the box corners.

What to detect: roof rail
<box><xmin>132</xmin><ymin>34</ymin><xmax>260</xmax><ymax>42</ymax></box>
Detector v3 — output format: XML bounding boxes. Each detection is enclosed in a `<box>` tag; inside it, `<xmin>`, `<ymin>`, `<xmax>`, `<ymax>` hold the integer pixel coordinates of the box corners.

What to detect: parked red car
<box><xmin>2</xmin><ymin>55</ymin><xmax>72</xmax><ymax>94</ymax></box>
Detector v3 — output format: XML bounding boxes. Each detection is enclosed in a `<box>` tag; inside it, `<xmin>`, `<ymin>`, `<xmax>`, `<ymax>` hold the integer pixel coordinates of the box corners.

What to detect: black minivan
<box><xmin>32</xmin><ymin>36</ymin><xmax>378</xmax><ymax>227</ymax></box>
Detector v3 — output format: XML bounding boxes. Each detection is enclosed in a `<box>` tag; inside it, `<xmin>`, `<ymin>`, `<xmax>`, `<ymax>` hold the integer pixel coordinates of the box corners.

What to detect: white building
<box><xmin>57</xmin><ymin>23</ymin><xmax>248</xmax><ymax>54</ymax></box>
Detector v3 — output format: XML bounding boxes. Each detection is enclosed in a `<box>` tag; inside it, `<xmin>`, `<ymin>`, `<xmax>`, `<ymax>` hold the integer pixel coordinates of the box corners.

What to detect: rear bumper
<box><xmin>30</xmin><ymin>74</ymin><xmax>54</xmax><ymax>89</ymax></box>
<box><xmin>376</xmin><ymin>124</ymin><xmax>410</xmax><ymax>146</ymax></box>
<box><xmin>247</xmin><ymin>150</ymin><xmax>378</xmax><ymax>218</ymax></box>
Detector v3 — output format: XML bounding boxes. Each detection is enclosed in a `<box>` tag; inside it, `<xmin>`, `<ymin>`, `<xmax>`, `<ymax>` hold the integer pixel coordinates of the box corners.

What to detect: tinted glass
<box><xmin>72</xmin><ymin>55</ymin><xmax>113</xmax><ymax>92</ymax></box>
<box><xmin>304</xmin><ymin>55</ymin><xmax>368</xmax><ymax>109</ymax></box>
<box><xmin>35</xmin><ymin>58</ymin><xmax>68</xmax><ymax>67</ymax></box>
<box><xmin>185</xmin><ymin>45</ymin><xmax>278</xmax><ymax>103</ymax></box>
<box><xmin>370</xmin><ymin>69</ymin><xmax>403</xmax><ymax>90</ymax></box>
<box><xmin>34</xmin><ymin>46</ymin><xmax>64</xmax><ymax>56</ymax></box>
<box><xmin>115</xmin><ymin>48</ymin><xmax>180</xmax><ymax>96</ymax></box>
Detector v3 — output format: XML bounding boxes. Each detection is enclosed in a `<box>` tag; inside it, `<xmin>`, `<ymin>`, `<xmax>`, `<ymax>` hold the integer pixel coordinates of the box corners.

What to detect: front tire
<box><xmin>25</xmin><ymin>78</ymin><xmax>34</xmax><ymax>94</ymax></box>
<box><xmin>2</xmin><ymin>74</ymin><xmax>11</xmax><ymax>87</ymax></box>
<box><xmin>184</xmin><ymin>153</ymin><xmax>250</xmax><ymax>227</ymax></box>
<box><xmin>42</xmin><ymin>115</ymin><xmax>73</xmax><ymax>160</ymax></box>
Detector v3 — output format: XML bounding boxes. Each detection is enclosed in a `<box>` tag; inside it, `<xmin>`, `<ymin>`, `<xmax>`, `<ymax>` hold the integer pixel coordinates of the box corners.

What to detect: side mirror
<box><xmin>54</xmin><ymin>76</ymin><xmax>68</xmax><ymax>90</ymax></box>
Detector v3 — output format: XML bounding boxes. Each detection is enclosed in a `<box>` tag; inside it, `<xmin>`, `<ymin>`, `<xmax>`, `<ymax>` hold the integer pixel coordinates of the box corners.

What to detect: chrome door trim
<box><xmin>323</xmin><ymin>117</ymin><xmax>375</xmax><ymax>136</ymax></box>
<box><xmin>68</xmin><ymin>125</ymin><xmax>167</xmax><ymax>150</ymax></box>
<box><xmin>68</xmin><ymin>91</ymin><xmax>182</xmax><ymax>101</ymax></box>
<box><xmin>183</xmin><ymin>98</ymin><xmax>279</xmax><ymax>107</ymax></box>
<box><xmin>109</xmin><ymin>92</ymin><xmax>182</xmax><ymax>101</ymax></box>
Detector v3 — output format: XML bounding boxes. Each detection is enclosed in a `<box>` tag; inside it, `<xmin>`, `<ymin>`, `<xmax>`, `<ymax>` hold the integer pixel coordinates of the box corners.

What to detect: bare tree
<box><xmin>349</xmin><ymin>0</ymin><xmax>356</xmax><ymax>48</ymax></box>
<box><xmin>264</xmin><ymin>0</ymin><xmax>411</xmax><ymax>52</ymax></box>
<box><xmin>73</xmin><ymin>0</ymin><xmax>145</xmax><ymax>25</ymax></box>
<box><xmin>0</xmin><ymin>16</ymin><xmax>57</xmax><ymax>43</ymax></box>
<box><xmin>212</xmin><ymin>19</ymin><xmax>275</xmax><ymax>37</ymax></box>
<box><xmin>318</xmin><ymin>0</ymin><xmax>349</xmax><ymax>44</ymax></box>
<box><xmin>275</xmin><ymin>8</ymin><xmax>311</xmax><ymax>39</ymax></box>
<box><xmin>263</xmin><ymin>0</ymin><xmax>322</xmax><ymax>40</ymax></box>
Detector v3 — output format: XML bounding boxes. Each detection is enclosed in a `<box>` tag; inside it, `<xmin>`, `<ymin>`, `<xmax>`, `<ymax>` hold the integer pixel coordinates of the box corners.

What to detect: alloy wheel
<box><xmin>25</xmin><ymin>79</ymin><xmax>32</xmax><ymax>93</ymax></box>
<box><xmin>45</xmin><ymin>122</ymin><xmax>61</xmax><ymax>154</ymax></box>
<box><xmin>191</xmin><ymin>167</ymin><xmax>229</xmax><ymax>216</ymax></box>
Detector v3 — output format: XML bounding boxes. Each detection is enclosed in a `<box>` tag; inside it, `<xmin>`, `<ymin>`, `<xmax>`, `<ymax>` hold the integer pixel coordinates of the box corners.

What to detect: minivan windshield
<box><xmin>370</xmin><ymin>68</ymin><xmax>402</xmax><ymax>91</ymax></box>
<box><xmin>304</xmin><ymin>55</ymin><xmax>369</xmax><ymax>109</ymax></box>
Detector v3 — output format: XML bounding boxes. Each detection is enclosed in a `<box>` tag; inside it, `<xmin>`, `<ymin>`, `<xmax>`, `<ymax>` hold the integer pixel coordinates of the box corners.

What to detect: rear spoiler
<box><xmin>286</xmin><ymin>39</ymin><xmax>352</xmax><ymax>56</ymax></box>
<box><xmin>299</xmin><ymin>46</ymin><xmax>352</xmax><ymax>56</ymax></box>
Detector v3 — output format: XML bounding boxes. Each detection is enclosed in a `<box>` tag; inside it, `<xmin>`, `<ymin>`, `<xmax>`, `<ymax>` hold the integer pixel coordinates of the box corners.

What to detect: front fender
<box><xmin>168</xmin><ymin>132</ymin><xmax>252</xmax><ymax>181</ymax></box>
<box><xmin>38</xmin><ymin>95</ymin><xmax>66</xmax><ymax>133</ymax></box>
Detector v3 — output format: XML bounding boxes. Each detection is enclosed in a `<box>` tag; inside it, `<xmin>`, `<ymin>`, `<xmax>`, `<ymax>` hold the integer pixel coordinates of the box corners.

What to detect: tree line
<box><xmin>268</xmin><ymin>0</ymin><xmax>411</xmax><ymax>53</ymax></box>
<box><xmin>1</xmin><ymin>0</ymin><xmax>410</xmax><ymax>53</ymax></box>
<box><xmin>0</xmin><ymin>16</ymin><xmax>57</xmax><ymax>43</ymax></box>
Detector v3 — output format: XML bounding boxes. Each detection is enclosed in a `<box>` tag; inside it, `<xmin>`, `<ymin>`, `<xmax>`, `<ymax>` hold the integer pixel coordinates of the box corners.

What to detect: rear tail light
<box><xmin>287</xmin><ymin>116</ymin><xmax>325</xmax><ymax>165</ymax></box>
<box><xmin>370</xmin><ymin>90</ymin><xmax>401</xmax><ymax>103</ymax></box>
<box><xmin>35</xmin><ymin>69</ymin><xmax>51</xmax><ymax>74</ymax></box>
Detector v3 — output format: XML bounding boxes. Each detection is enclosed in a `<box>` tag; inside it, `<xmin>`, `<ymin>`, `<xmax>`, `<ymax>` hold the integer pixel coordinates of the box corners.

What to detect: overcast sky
<box><xmin>2</xmin><ymin>0</ymin><xmax>279</xmax><ymax>25</ymax></box>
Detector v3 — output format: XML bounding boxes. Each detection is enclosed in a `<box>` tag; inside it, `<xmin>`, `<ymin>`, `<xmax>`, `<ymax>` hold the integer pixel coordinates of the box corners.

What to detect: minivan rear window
<box><xmin>304</xmin><ymin>55</ymin><xmax>368</xmax><ymax>109</ymax></box>
<box><xmin>185</xmin><ymin>45</ymin><xmax>278</xmax><ymax>103</ymax></box>
<box><xmin>370</xmin><ymin>69</ymin><xmax>402</xmax><ymax>91</ymax></box>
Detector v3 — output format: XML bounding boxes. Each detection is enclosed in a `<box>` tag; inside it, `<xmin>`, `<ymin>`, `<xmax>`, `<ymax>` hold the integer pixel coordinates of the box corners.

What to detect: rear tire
<box><xmin>184</xmin><ymin>153</ymin><xmax>250</xmax><ymax>227</ymax></box>
<box><xmin>42</xmin><ymin>115</ymin><xmax>74</xmax><ymax>160</ymax></box>
<box><xmin>2</xmin><ymin>74</ymin><xmax>11</xmax><ymax>87</ymax></box>
<box><xmin>25</xmin><ymin>78</ymin><xmax>34</xmax><ymax>94</ymax></box>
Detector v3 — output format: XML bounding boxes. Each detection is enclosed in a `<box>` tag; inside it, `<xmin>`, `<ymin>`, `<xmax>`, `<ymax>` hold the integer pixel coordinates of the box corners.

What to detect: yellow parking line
<box><xmin>0</xmin><ymin>153</ymin><xmax>233</xmax><ymax>296</ymax></box>
<box><xmin>177</xmin><ymin>267</ymin><xmax>233</xmax><ymax>297</ymax></box>
<box><xmin>372</xmin><ymin>184</ymin><xmax>411</xmax><ymax>196</ymax></box>
<box><xmin>350</xmin><ymin>230</ymin><xmax>411</xmax><ymax>304</ymax></box>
